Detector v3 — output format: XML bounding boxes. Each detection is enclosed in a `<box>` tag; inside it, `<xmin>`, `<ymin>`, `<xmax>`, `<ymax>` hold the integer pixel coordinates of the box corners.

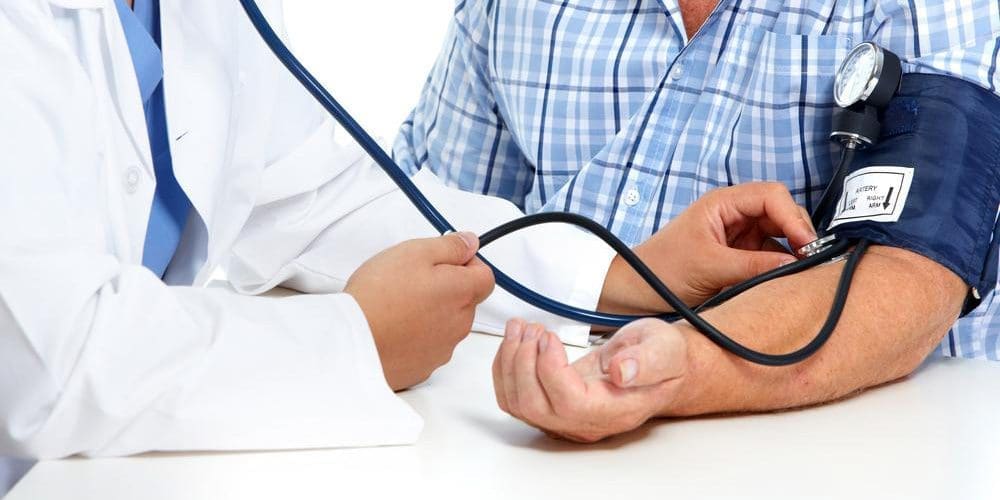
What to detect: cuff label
<box><xmin>828</xmin><ymin>165</ymin><xmax>914</xmax><ymax>230</ymax></box>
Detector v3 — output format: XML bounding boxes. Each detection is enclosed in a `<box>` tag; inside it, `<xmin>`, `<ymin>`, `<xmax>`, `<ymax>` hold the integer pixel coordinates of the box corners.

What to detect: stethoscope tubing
<box><xmin>238</xmin><ymin>0</ymin><xmax>867</xmax><ymax>365</ymax></box>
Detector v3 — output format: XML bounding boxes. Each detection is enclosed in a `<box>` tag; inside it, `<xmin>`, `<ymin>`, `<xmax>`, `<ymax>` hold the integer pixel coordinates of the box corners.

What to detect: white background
<box><xmin>283</xmin><ymin>0</ymin><xmax>456</xmax><ymax>142</ymax></box>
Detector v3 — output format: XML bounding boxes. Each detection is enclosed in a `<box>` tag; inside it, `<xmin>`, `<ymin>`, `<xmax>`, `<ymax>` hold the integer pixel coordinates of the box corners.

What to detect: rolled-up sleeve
<box><xmin>392</xmin><ymin>0</ymin><xmax>535</xmax><ymax>210</ymax></box>
<box><xmin>869</xmin><ymin>0</ymin><xmax>1000</xmax><ymax>94</ymax></box>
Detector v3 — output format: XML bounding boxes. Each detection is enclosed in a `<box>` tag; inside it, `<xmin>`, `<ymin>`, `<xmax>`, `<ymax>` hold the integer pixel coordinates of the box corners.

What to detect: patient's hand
<box><xmin>493</xmin><ymin>318</ymin><xmax>686</xmax><ymax>443</ymax></box>
<box><xmin>599</xmin><ymin>182</ymin><xmax>816</xmax><ymax>314</ymax></box>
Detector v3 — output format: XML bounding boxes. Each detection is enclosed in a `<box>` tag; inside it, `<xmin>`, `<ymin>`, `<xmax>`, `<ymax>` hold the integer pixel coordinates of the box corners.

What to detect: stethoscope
<box><xmin>238</xmin><ymin>0</ymin><xmax>900</xmax><ymax>366</ymax></box>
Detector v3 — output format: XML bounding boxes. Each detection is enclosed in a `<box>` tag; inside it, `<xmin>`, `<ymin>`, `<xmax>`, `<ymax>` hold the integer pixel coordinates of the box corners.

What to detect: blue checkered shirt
<box><xmin>393</xmin><ymin>0</ymin><xmax>1000</xmax><ymax>360</ymax></box>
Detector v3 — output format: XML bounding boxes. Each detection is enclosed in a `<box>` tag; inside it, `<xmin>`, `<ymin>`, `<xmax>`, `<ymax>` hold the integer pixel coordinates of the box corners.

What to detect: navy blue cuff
<box><xmin>822</xmin><ymin>74</ymin><xmax>1000</xmax><ymax>314</ymax></box>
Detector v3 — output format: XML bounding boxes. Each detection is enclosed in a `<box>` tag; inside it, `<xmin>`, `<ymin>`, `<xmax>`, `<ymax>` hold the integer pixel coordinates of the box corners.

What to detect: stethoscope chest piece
<box><xmin>798</xmin><ymin>234</ymin><xmax>839</xmax><ymax>258</ymax></box>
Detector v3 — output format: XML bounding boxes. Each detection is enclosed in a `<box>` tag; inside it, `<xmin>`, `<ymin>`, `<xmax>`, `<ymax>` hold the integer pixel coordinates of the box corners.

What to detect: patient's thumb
<box><xmin>606</xmin><ymin>324</ymin><xmax>687</xmax><ymax>388</ymax></box>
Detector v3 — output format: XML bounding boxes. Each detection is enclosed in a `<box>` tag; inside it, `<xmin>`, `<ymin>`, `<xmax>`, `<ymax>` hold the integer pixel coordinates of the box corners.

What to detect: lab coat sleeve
<box><xmin>0</xmin><ymin>268</ymin><xmax>422</xmax><ymax>459</ymax></box>
<box><xmin>0</xmin><ymin>7</ymin><xmax>420</xmax><ymax>459</ymax></box>
<box><xmin>226</xmin><ymin>1</ymin><xmax>616</xmax><ymax>347</ymax></box>
<box><xmin>228</xmin><ymin>147</ymin><xmax>616</xmax><ymax>346</ymax></box>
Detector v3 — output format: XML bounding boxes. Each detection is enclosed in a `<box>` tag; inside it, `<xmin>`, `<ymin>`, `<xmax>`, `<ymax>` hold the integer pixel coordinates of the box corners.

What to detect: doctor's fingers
<box><xmin>435</xmin><ymin>259</ymin><xmax>496</xmax><ymax>306</ymax></box>
<box><xmin>412</xmin><ymin>231</ymin><xmax>481</xmax><ymax>266</ymax></box>
<box><xmin>758</xmin><ymin>237</ymin><xmax>792</xmax><ymax>255</ymax></box>
<box><xmin>708</xmin><ymin>243</ymin><xmax>799</xmax><ymax>283</ymax></box>
<box><xmin>465</xmin><ymin>257</ymin><xmax>497</xmax><ymax>302</ymax></box>
<box><xmin>716</xmin><ymin>246</ymin><xmax>800</xmax><ymax>282</ymax></box>
<box><xmin>718</xmin><ymin>182</ymin><xmax>816</xmax><ymax>249</ymax></box>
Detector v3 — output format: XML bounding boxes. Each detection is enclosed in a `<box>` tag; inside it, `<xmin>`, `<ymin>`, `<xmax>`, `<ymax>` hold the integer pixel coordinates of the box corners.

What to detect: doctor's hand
<box><xmin>599</xmin><ymin>182</ymin><xmax>816</xmax><ymax>314</ymax></box>
<box><xmin>346</xmin><ymin>232</ymin><xmax>495</xmax><ymax>391</ymax></box>
<box><xmin>493</xmin><ymin>318</ymin><xmax>687</xmax><ymax>443</ymax></box>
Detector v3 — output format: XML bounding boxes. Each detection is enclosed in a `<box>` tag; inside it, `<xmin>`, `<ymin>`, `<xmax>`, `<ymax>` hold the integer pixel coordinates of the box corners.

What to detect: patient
<box><xmin>395</xmin><ymin>0</ymin><xmax>998</xmax><ymax>441</ymax></box>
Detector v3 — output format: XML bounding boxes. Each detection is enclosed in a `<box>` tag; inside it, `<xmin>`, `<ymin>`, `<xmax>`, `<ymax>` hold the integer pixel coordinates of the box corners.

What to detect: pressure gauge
<box><xmin>833</xmin><ymin>42</ymin><xmax>902</xmax><ymax>109</ymax></box>
<box><xmin>829</xmin><ymin>42</ymin><xmax>903</xmax><ymax>149</ymax></box>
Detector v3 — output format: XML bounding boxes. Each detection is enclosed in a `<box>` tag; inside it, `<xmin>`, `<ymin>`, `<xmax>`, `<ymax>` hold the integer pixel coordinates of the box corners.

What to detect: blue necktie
<box><xmin>115</xmin><ymin>0</ymin><xmax>192</xmax><ymax>277</ymax></box>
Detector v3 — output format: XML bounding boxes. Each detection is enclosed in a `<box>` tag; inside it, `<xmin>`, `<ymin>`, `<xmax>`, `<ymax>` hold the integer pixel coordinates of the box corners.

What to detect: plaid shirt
<box><xmin>393</xmin><ymin>0</ymin><xmax>1000</xmax><ymax>360</ymax></box>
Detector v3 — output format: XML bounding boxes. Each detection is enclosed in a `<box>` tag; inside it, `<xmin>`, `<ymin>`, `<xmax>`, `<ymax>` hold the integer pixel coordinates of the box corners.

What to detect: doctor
<box><xmin>0</xmin><ymin>0</ymin><xmax>816</xmax><ymax>486</ymax></box>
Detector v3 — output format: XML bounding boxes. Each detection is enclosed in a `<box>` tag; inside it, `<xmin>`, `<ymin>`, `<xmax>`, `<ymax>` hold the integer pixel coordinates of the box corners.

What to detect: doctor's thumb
<box><xmin>427</xmin><ymin>231</ymin><xmax>481</xmax><ymax>265</ymax></box>
<box><xmin>605</xmin><ymin>326</ymin><xmax>687</xmax><ymax>389</ymax></box>
<box><xmin>725</xmin><ymin>248</ymin><xmax>798</xmax><ymax>282</ymax></box>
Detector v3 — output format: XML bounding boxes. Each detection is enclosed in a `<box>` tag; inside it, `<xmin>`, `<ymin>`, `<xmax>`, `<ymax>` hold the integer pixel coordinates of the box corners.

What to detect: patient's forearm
<box><xmin>664</xmin><ymin>245</ymin><xmax>966</xmax><ymax>416</ymax></box>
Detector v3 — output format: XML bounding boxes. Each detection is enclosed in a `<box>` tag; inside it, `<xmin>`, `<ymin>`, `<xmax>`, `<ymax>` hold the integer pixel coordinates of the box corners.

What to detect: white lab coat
<box><xmin>0</xmin><ymin>0</ymin><xmax>614</xmax><ymax>464</ymax></box>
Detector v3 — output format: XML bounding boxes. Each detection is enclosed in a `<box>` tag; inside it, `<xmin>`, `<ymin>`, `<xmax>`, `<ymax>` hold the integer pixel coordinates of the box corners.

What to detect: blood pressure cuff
<box><xmin>819</xmin><ymin>74</ymin><xmax>1000</xmax><ymax>315</ymax></box>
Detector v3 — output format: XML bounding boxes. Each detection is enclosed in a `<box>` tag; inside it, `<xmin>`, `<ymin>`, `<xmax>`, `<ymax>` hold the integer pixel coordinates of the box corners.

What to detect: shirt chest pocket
<box><xmin>696</xmin><ymin>25</ymin><xmax>852</xmax><ymax>209</ymax></box>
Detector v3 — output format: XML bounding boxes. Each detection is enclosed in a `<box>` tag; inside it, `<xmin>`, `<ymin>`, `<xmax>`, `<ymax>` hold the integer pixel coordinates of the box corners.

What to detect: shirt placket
<box><xmin>608</xmin><ymin>4</ymin><xmax>724</xmax><ymax>243</ymax></box>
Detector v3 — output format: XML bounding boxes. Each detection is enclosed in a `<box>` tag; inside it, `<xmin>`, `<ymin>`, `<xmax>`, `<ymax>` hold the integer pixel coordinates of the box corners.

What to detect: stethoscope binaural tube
<box><xmin>237</xmin><ymin>0</ymin><xmax>867</xmax><ymax>366</ymax></box>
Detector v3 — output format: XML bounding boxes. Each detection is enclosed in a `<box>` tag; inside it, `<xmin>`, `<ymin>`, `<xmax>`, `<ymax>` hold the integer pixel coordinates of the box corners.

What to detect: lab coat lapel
<box><xmin>95</xmin><ymin>1</ymin><xmax>157</xmax><ymax>180</ymax></box>
<box><xmin>45</xmin><ymin>0</ymin><xmax>156</xmax><ymax>261</ymax></box>
<box><xmin>161</xmin><ymin>0</ymin><xmax>264</xmax><ymax>284</ymax></box>
<box><xmin>46</xmin><ymin>0</ymin><xmax>107</xmax><ymax>9</ymax></box>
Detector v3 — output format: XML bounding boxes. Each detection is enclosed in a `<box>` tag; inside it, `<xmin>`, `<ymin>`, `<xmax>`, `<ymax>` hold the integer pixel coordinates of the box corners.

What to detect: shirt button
<box><xmin>671</xmin><ymin>61</ymin><xmax>685</xmax><ymax>81</ymax></box>
<box><xmin>123</xmin><ymin>166</ymin><xmax>141</xmax><ymax>194</ymax></box>
<box><xmin>623</xmin><ymin>188</ymin><xmax>641</xmax><ymax>207</ymax></box>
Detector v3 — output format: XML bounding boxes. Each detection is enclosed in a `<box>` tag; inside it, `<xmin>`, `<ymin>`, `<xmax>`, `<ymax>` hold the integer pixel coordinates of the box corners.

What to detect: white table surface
<box><xmin>8</xmin><ymin>333</ymin><xmax>1000</xmax><ymax>500</ymax></box>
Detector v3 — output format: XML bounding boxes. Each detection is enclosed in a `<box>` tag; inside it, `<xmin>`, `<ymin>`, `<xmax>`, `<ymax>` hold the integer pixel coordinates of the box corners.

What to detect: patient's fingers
<box><xmin>606</xmin><ymin>331</ymin><xmax>686</xmax><ymax>388</ymax></box>
<box><xmin>497</xmin><ymin>319</ymin><xmax>526</xmax><ymax>417</ymax></box>
<box><xmin>493</xmin><ymin>319</ymin><xmax>525</xmax><ymax>412</ymax></box>
<box><xmin>512</xmin><ymin>324</ymin><xmax>555</xmax><ymax>425</ymax></box>
<box><xmin>536</xmin><ymin>331</ymin><xmax>587</xmax><ymax>418</ymax></box>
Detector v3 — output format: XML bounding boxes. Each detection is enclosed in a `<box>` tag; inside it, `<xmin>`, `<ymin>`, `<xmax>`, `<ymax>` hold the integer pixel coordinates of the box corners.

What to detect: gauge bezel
<box><xmin>834</xmin><ymin>42</ymin><xmax>884</xmax><ymax>108</ymax></box>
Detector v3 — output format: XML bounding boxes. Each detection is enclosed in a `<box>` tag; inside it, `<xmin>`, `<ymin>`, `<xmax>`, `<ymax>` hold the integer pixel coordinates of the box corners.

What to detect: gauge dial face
<box><xmin>835</xmin><ymin>43</ymin><xmax>879</xmax><ymax>107</ymax></box>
